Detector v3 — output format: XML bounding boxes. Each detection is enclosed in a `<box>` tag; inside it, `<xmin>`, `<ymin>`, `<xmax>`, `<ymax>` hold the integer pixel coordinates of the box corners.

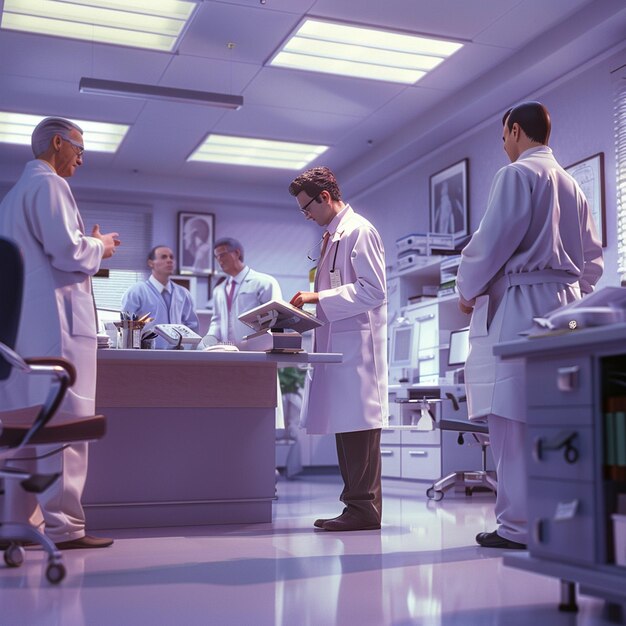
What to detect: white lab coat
<box><xmin>0</xmin><ymin>160</ymin><xmax>104</xmax><ymax>420</ymax></box>
<box><xmin>202</xmin><ymin>266</ymin><xmax>284</xmax><ymax>427</ymax></box>
<box><xmin>457</xmin><ymin>146</ymin><xmax>603</xmax><ymax>422</ymax></box>
<box><xmin>205</xmin><ymin>266</ymin><xmax>282</xmax><ymax>348</ymax></box>
<box><xmin>301</xmin><ymin>205</ymin><xmax>388</xmax><ymax>434</ymax></box>
<box><xmin>121</xmin><ymin>276</ymin><xmax>199</xmax><ymax>349</ymax></box>
<box><xmin>0</xmin><ymin>159</ymin><xmax>104</xmax><ymax>541</ymax></box>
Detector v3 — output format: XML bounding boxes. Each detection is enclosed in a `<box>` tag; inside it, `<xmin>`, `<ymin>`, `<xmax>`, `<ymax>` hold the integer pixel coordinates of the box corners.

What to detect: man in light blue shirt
<box><xmin>121</xmin><ymin>245</ymin><xmax>199</xmax><ymax>349</ymax></box>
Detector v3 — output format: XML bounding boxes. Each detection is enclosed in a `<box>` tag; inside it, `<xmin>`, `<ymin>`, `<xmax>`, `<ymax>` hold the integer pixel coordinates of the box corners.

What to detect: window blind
<box><xmin>615</xmin><ymin>66</ymin><xmax>626</xmax><ymax>281</ymax></box>
<box><xmin>79</xmin><ymin>201</ymin><xmax>153</xmax><ymax>309</ymax></box>
<box><xmin>79</xmin><ymin>201</ymin><xmax>152</xmax><ymax>271</ymax></box>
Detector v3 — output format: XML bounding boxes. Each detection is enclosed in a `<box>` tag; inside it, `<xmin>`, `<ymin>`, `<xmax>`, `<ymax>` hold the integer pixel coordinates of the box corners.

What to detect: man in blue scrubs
<box><xmin>121</xmin><ymin>245</ymin><xmax>199</xmax><ymax>349</ymax></box>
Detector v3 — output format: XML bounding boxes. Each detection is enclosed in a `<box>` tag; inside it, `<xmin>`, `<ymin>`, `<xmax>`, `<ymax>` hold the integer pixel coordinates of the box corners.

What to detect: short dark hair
<box><xmin>288</xmin><ymin>166</ymin><xmax>342</xmax><ymax>201</ymax></box>
<box><xmin>214</xmin><ymin>237</ymin><xmax>244</xmax><ymax>262</ymax></box>
<box><xmin>502</xmin><ymin>101</ymin><xmax>551</xmax><ymax>144</ymax></box>
<box><xmin>147</xmin><ymin>245</ymin><xmax>170</xmax><ymax>261</ymax></box>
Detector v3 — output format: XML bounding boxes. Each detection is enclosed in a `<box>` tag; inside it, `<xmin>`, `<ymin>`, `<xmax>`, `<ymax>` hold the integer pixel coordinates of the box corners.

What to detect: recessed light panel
<box><xmin>269</xmin><ymin>18</ymin><xmax>463</xmax><ymax>84</ymax></box>
<box><xmin>188</xmin><ymin>134</ymin><xmax>328</xmax><ymax>170</ymax></box>
<box><xmin>1</xmin><ymin>0</ymin><xmax>198</xmax><ymax>52</ymax></box>
<box><xmin>0</xmin><ymin>111</ymin><xmax>130</xmax><ymax>153</ymax></box>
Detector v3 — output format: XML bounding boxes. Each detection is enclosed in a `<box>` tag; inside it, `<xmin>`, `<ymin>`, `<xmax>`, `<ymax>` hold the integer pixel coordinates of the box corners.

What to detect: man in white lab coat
<box><xmin>121</xmin><ymin>245</ymin><xmax>199</xmax><ymax>349</ymax></box>
<box><xmin>0</xmin><ymin>117</ymin><xmax>120</xmax><ymax>549</ymax></box>
<box><xmin>289</xmin><ymin>167</ymin><xmax>387</xmax><ymax>532</ymax></box>
<box><xmin>457</xmin><ymin>102</ymin><xmax>603</xmax><ymax>549</ymax></box>
<box><xmin>199</xmin><ymin>237</ymin><xmax>282</xmax><ymax>349</ymax></box>
<box><xmin>199</xmin><ymin>237</ymin><xmax>284</xmax><ymax>428</ymax></box>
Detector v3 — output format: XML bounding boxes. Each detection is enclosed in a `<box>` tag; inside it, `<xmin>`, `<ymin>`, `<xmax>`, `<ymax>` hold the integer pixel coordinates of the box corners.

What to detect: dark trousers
<box><xmin>335</xmin><ymin>428</ymin><xmax>382</xmax><ymax>523</ymax></box>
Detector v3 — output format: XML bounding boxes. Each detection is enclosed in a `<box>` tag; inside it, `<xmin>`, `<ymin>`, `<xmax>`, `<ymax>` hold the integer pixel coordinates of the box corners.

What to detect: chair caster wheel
<box><xmin>4</xmin><ymin>544</ymin><xmax>25</xmax><ymax>567</ymax></box>
<box><xmin>426</xmin><ymin>488</ymin><xmax>444</xmax><ymax>501</ymax></box>
<box><xmin>46</xmin><ymin>562</ymin><xmax>66</xmax><ymax>584</ymax></box>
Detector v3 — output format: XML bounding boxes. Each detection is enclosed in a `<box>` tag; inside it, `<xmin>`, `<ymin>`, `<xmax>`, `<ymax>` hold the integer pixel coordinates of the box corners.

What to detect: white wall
<box><xmin>353</xmin><ymin>46</ymin><xmax>626</xmax><ymax>288</ymax></box>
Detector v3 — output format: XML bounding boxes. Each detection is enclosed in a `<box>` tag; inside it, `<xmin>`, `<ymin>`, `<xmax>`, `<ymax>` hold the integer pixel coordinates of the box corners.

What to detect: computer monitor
<box><xmin>448</xmin><ymin>327</ymin><xmax>470</xmax><ymax>367</ymax></box>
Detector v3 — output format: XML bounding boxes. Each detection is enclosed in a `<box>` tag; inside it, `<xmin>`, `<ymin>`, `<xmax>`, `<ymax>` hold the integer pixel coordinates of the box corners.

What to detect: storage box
<box><xmin>396</xmin><ymin>254</ymin><xmax>436</xmax><ymax>272</ymax></box>
<box><xmin>396</xmin><ymin>233</ymin><xmax>427</xmax><ymax>255</ymax></box>
<box><xmin>613</xmin><ymin>513</ymin><xmax>626</xmax><ymax>566</ymax></box>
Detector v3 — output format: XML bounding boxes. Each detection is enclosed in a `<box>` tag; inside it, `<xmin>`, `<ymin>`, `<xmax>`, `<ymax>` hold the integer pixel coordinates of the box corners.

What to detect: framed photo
<box><xmin>429</xmin><ymin>159</ymin><xmax>469</xmax><ymax>238</ymax></box>
<box><xmin>177</xmin><ymin>211</ymin><xmax>215</xmax><ymax>275</ymax></box>
<box><xmin>565</xmin><ymin>152</ymin><xmax>606</xmax><ymax>247</ymax></box>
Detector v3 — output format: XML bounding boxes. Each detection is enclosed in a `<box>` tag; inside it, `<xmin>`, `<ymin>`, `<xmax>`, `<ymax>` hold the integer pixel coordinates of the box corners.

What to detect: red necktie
<box><xmin>226</xmin><ymin>280</ymin><xmax>237</xmax><ymax>312</ymax></box>
<box><xmin>320</xmin><ymin>231</ymin><xmax>330</xmax><ymax>260</ymax></box>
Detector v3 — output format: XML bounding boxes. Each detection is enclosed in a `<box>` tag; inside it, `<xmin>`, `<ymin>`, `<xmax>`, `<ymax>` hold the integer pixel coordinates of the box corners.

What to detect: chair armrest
<box><xmin>0</xmin><ymin>342</ymin><xmax>75</xmax><ymax>449</ymax></box>
<box><xmin>438</xmin><ymin>418</ymin><xmax>489</xmax><ymax>435</ymax></box>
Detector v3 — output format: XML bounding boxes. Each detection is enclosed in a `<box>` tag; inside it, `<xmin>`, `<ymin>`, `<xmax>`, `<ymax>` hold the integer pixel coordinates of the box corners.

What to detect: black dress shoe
<box><xmin>322</xmin><ymin>513</ymin><xmax>381</xmax><ymax>532</ymax></box>
<box><xmin>55</xmin><ymin>535</ymin><xmax>114</xmax><ymax>550</ymax></box>
<box><xmin>476</xmin><ymin>530</ymin><xmax>526</xmax><ymax>550</ymax></box>
<box><xmin>314</xmin><ymin>508</ymin><xmax>349</xmax><ymax>529</ymax></box>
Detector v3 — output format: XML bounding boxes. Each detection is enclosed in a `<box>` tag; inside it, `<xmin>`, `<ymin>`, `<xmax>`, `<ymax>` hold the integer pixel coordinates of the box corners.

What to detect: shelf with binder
<box><xmin>494</xmin><ymin>327</ymin><xmax>626</xmax><ymax>613</ymax></box>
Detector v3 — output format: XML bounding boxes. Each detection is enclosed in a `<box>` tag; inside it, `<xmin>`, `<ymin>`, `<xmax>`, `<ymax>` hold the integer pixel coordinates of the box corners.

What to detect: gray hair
<box><xmin>215</xmin><ymin>237</ymin><xmax>244</xmax><ymax>262</ymax></box>
<box><xmin>31</xmin><ymin>117</ymin><xmax>83</xmax><ymax>158</ymax></box>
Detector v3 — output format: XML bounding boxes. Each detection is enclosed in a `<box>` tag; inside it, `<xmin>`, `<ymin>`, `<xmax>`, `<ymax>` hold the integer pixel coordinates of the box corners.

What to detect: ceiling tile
<box><xmin>308</xmin><ymin>0</ymin><xmax>521</xmax><ymax>39</ymax></box>
<box><xmin>242</xmin><ymin>66</ymin><xmax>405</xmax><ymax>116</ymax></box>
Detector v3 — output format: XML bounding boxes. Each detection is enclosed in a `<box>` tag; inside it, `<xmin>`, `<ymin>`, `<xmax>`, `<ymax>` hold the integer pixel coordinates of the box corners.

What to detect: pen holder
<box><xmin>114</xmin><ymin>321</ymin><xmax>142</xmax><ymax>349</ymax></box>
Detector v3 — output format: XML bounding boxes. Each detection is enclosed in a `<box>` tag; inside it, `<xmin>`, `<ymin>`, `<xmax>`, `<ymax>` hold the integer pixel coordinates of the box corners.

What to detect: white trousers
<box><xmin>1</xmin><ymin>443</ymin><xmax>88</xmax><ymax>543</ymax></box>
<box><xmin>488</xmin><ymin>414</ymin><xmax>528</xmax><ymax>544</ymax></box>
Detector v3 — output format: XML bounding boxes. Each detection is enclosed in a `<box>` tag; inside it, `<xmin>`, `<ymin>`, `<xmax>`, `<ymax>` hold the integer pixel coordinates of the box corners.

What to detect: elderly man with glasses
<box><xmin>0</xmin><ymin>116</ymin><xmax>120</xmax><ymax>550</ymax></box>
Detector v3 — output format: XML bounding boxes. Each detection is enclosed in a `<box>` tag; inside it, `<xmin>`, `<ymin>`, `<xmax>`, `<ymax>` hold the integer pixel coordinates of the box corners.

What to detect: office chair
<box><xmin>425</xmin><ymin>392</ymin><xmax>497</xmax><ymax>501</ymax></box>
<box><xmin>0</xmin><ymin>237</ymin><xmax>106</xmax><ymax>583</ymax></box>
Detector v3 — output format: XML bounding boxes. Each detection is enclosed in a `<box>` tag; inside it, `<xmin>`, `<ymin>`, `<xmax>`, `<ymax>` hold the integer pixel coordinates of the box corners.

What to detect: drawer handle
<box><xmin>381</xmin><ymin>450</ymin><xmax>394</xmax><ymax>456</ymax></box>
<box><xmin>557</xmin><ymin>365</ymin><xmax>580</xmax><ymax>392</ymax></box>
<box><xmin>416</xmin><ymin>314</ymin><xmax>435</xmax><ymax>322</ymax></box>
<box><xmin>418</xmin><ymin>354</ymin><xmax>435</xmax><ymax>362</ymax></box>
<box><xmin>533</xmin><ymin>431</ymin><xmax>579</xmax><ymax>464</ymax></box>
<box><xmin>409</xmin><ymin>450</ymin><xmax>427</xmax><ymax>457</ymax></box>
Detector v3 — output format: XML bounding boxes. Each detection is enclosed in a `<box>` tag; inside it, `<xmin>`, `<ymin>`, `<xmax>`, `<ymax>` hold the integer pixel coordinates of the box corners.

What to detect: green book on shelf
<box><xmin>605</xmin><ymin>411</ymin><xmax>617</xmax><ymax>466</ymax></box>
<box><xmin>615</xmin><ymin>411</ymin><xmax>626</xmax><ymax>467</ymax></box>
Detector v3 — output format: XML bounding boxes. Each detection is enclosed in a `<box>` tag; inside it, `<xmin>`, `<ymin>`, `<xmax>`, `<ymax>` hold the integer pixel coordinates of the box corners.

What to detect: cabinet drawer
<box><xmin>401</xmin><ymin>446</ymin><xmax>441</xmax><ymax>480</ymax></box>
<box><xmin>401</xmin><ymin>427</ymin><xmax>440</xmax><ymax>446</ymax></box>
<box><xmin>527</xmin><ymin>425</ymin><xmax>593</xmax><ymax>481</ymax></box>
<box><xmin>417</xmin><ymin>349</ymin><xmax>438</xmax><ymax>376</ymax></box>
<box><xmin>381</xmin><ymin>428</ymin><xmax>401</xmax><ymax>444</ymax></box>
<box><xmin>527</xmin><ymin>405</ymin><xmax>593</xmax><ymax>427</ymax></box>
<box><xmin>381</xmin><ymin>447</ymin><xmax>401</xmax><ymax>477</ymax></box>
<box><xmin>528</xmin><ymin>477</ymin><xmax>595</xmax><ymax>564</ymax></box>
<box><xmin>527</xmin><ymin>356</ymin><xmax>593</xmax><ymax>407</ymax></box>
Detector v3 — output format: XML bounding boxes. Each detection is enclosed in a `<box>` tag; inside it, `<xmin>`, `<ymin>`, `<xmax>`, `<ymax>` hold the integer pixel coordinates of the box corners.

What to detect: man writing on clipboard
<box><xmin>289</xmin><ymin>166</ymin><xmax>388</xmax><ymax>532</ymax></box>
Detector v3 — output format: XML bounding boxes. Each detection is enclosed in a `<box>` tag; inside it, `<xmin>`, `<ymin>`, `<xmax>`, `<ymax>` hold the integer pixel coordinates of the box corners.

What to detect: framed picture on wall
<box><xmin>429</xmin><ymin>158</ymin><xmax>469</xmax><ymax>238</ymax></box>
<box><xmin>565</xmin><ymin>152</ymin><xmax>606</xmax><ymax>247</ymax></box>
<box><xmin>177</xmin><ymin>211</ymin><xmax>215</xmax><ymax>275</ymax></box>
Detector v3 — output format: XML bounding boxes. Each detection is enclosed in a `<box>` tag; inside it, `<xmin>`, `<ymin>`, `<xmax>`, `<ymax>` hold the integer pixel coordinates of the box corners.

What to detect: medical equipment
<box><xmin>533</xmin><ymin>286</ymin><xmax>626</xmax><ymax>331</ymax></box>
<box><xmin>389</xmin><ymin>317</ymin><xmax>419</xmax><ymax>384</ymax></box>
<box><xmin>238</xmin><ymin>299</ymin><xmax>323</xmax><ymax>353</ymax></box>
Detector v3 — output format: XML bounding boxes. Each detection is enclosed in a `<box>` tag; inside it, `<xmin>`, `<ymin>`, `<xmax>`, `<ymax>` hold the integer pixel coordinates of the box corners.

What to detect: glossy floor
<box><xmin>0</xmin><ymin>474</ymin><xmax>618</xmax><ymax>625</ymax></box>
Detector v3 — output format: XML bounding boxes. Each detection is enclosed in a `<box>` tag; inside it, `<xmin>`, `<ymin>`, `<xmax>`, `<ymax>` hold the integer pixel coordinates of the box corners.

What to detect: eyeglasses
<box><xmin>61</xmin><ymin>136</ymin><xmax>85</xmax><ymax>157</ymax></box>
<box><xmin>298</xmin><ymin>192</ymin><xmax>321</xmax><ymax>215</ymax></box>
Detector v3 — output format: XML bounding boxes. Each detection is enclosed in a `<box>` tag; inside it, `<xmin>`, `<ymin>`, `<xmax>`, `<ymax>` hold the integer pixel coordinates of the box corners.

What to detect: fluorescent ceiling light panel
<box><xmin>79</xmin><ymin>78</ymin><xmax>243</xmax><ymax>109</ymax></box>
<box><xmin>0</xmin><ymin>111</ymin><xmax>130</xmax><ymax>153</ymax></box>
<box><xmin>1</xmin><ymin>0</ymin><xmax>198</xmax><ymax>52</ymax></box>
<box><xmin>269</xmin><ymin>18</ymin><xmax>463</xmax><ymax>84</ymax></box>
<box><xmin>188</xmin><ymin>135</ymin><xmax>328</xmax><ymax>170</ymax></box>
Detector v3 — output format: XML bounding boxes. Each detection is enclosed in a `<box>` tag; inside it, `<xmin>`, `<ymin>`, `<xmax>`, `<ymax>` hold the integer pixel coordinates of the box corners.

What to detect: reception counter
<box><xmin>83</xmin><ymin>349</ymin><xmax>340</xmax><ymax>529</ymax></box>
